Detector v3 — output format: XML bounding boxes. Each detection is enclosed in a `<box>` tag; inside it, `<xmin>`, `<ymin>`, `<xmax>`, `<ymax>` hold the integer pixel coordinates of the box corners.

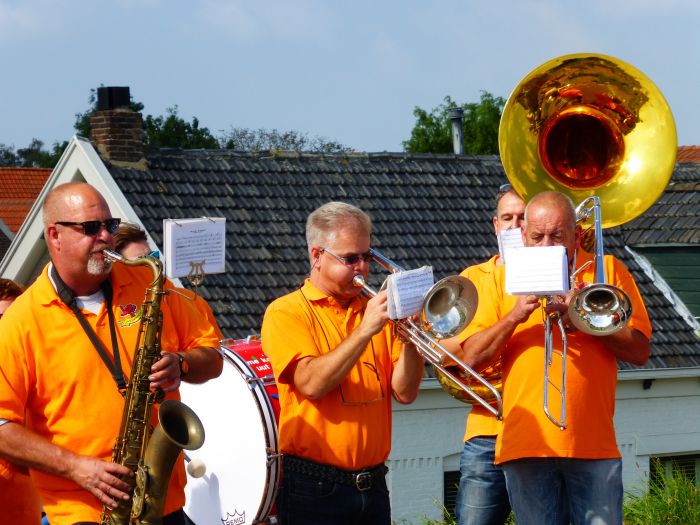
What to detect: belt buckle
<box><xmin>355</xmin><ymin>471</ymin><xmax>372</xmax><ymax>491</ymax></box>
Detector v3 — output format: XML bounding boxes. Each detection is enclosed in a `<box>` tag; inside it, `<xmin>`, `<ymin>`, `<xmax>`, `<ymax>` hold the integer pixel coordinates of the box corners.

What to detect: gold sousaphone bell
<box><xmin>438</xmin><ymin>53</ymin><xmax>676</xmax><ymax>408</ymax></box>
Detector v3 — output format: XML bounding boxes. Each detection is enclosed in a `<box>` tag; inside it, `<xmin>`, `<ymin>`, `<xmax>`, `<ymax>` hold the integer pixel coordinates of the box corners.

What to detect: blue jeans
<box><xmin>455</xmin><ymin>436</ymin><xmax>511</xmax><ymax>525</ymax></box>
<box><xmin>502</xmin><ymin>457</ymin><xmax>622</xmax><ymax>525</ymax></box>
<box><xmin>277</xmin><ymin>463</ymin><xmax>390</xmax><ymax>525</ymax></box>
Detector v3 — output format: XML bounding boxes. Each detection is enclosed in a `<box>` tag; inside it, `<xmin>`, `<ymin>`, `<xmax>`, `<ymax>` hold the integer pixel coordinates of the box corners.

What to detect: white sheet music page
<box><xmin>497</xmin><ymin>227</ymin><xmax>525</xmax><ymax>264</ymax></box>
<box><xmin>163</xmin><ymin>217</ymin><xmax>226</xmax><ymax>279</ymax></box>
<box><xmin>386</xmin><ymin>266</ymin><xmax>434</xmax><ymax>319</ymax></box>
<box><xmin>505</xmin><ymin>246</ymin><xmax>569</xmax><ymax>296</ymax></box>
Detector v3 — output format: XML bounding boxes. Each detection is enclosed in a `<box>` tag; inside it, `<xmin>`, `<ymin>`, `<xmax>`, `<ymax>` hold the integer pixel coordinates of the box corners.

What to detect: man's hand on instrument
<box><xmin>150</xmin><ymin>352</ymin><xmax>182</xmax><ymax>392</ymax></box>
<box><xmin>69</xmin><ymin>454</ymin><xmax>133</xmax><ymax>508</ymax></box>
<box><xmin>544</xmin><ymin>294</ymin><xmax>577</xmax><ymax>332</ymax></box>
<box><xmin>359</xmin><ymin>289</ymin><xmax>390</xmax><ymax>337</ymax></box>
<box><xmin>508</xmin><ymin>294</ymin><xmax>540</xmax><ymax>324</ymax></box>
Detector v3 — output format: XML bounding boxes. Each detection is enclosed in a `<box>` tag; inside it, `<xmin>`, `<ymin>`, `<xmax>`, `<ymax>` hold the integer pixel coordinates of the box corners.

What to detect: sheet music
<box><xmin>163</xmin><ymin>217</ymin><xmax>226</xmax><ymax>279</ymax></box>
<box><xmin>505</xmin><ymin>246</ymin><xmax>569</xmax><ymax>296</ymax></box>
<box><xmin>386</xmin><ymin>266</ymin><xmax>434</xmax><ymax>319</ymax></box>
<box><xmin>497</xmin><ymin>227</ymin><xmax>524</xmax><ymax>264</ymax></box>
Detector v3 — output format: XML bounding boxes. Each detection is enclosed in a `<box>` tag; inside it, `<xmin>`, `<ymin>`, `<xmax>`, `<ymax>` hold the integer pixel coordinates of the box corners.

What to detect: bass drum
<box><xmin>181</xmin><ymin>337</ymin><xmax>280</xmax><ymax>524</ymax></box>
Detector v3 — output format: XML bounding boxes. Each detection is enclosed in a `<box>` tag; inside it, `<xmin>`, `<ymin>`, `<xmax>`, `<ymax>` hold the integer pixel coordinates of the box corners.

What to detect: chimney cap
<box><xmin>447</xmin><ymin>107</ymin><xmax>464</xmax><ymax>120</ymax></box>
<box><xmin>96</xmin><ymin>86</ymin><xmax>131</xmax><ymax>111</ymax></box>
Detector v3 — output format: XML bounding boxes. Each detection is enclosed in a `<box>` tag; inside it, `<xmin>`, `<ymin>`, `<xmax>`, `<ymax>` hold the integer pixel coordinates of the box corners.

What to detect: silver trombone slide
<box><xmin>353</xmin><ymin>249</ymin><xmax>503</xmax><ymax>418</ymax></box>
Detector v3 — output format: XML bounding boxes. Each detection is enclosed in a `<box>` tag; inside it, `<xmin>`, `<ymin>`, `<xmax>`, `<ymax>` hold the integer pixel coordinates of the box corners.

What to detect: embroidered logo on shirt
<box><xmin>117</xmin><ymin>303</ymin><xmax>142</xmax><ymax>328</ymax></box>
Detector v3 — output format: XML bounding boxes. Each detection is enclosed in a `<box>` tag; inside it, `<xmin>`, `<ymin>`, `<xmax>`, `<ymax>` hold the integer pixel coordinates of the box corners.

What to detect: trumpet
<box><xmin>353</xmin><ymin>248</ymin><xmax>503</xmax><ymax>419</ymax></box>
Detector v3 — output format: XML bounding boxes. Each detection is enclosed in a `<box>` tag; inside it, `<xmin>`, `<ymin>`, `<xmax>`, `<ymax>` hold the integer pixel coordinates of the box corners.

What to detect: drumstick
<box><xmin>184</xmin><ymin>452</ymin><xmax>207</xmax><ymax>478</ymax></box>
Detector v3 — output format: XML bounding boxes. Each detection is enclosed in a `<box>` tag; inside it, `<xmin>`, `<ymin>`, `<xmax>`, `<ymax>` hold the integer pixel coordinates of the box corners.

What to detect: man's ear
<box><xmin>310</xmin><ymin>246</ymin><xmax>322</xmax><ymax>265</ymax></box>
<box><xmin>45</xmin><ymin>226</ymin><xmax>60</xmax><ymax>251</ymax></box>
<box><xmin>492</xmin><ymin>216</ymin><xmax>499</xmax><ymax>237</ymax></box>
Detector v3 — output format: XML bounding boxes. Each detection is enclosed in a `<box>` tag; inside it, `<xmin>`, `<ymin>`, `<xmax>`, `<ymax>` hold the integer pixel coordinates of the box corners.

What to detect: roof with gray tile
<box><xmin>621</xmin><ymin>162</ymin><xmax>700</xmax><ymax>245</ymax></box>
<box><xmin>107</xmin><ymin>150</ymin><xmax>700</xmax><ymax>371</ymax></box>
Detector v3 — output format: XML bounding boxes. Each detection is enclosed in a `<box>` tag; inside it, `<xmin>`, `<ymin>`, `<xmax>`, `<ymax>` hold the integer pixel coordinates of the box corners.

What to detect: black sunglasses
<box><xmin>321</xmin><ymin>247</ymin><xmax>373</xmax><ymax>266</ymax></box>
<box><xmin>55</xmin><ymin>218</ymin><xmax>121</xmax><ymax>236</ymax></box>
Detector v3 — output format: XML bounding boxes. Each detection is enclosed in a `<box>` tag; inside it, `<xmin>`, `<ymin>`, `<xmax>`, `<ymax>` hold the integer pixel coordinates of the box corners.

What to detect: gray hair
<box><xmin>305</xmin><ymin>202</ymin><xmax>372</xmax><ymax>256</ymax></box>
<box><xmin>524</xmin><ymin>191</ymin><xmax>577</xmax><ymax>229</ymax></box>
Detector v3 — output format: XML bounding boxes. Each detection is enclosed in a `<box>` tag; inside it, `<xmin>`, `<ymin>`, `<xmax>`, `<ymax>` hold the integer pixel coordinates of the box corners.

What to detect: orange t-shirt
<box><xmin>0</xmin><ymin>460</ymin><xmax>41</xmax><ymax>525</ymax></box>
<box><xmin>459</xmin><ymin>255</ymin><xmax>502</xmax><ymax>441</ymax></box>
<box><xmin>461</xmin><ymin>251</ymin><xmax>652</xmax><ymax>464</ymax></box>
<box><xmin>0</xmin><ymin>263</ymin><xmax>221</xmax><ymax>525</ymax></box>
<box><xmin>261</xmin><ymin>279</ymin><xmax>402</xmax><ymax>470</ymax></box>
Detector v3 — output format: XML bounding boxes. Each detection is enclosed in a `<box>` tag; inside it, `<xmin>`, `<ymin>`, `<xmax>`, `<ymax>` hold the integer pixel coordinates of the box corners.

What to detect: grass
<box><xmin>395</xmin><ymin>473</ymin><xmax>699</xmax><ymax>525</ymax></box>
<box><xmin>623</xmin><ymin>471</ymin><xmax>700</xmax><ymax>525</ymax></box>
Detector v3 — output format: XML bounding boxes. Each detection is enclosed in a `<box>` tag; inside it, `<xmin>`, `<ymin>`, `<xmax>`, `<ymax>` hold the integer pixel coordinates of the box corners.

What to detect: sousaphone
<box><xmin>497</xmin><ymin>53</ymin><xmax>676</xmax><ymax>428</ymax></box>
<box><xmin>499</xmin><ymin>53</ymin><xmax>676</xmax><ymax>225</ymax></box>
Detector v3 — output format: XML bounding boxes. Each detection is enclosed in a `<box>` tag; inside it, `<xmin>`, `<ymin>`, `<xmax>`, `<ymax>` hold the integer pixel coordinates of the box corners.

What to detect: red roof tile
<box><xmin>0</xmin><ymin>167</ymin><xmax>51</xmax><ymax>233</ymax></box>
<box><xmin>677</xmin><ymin>146</ymin><xmax>700</xmax><ymax>163</ymax></box>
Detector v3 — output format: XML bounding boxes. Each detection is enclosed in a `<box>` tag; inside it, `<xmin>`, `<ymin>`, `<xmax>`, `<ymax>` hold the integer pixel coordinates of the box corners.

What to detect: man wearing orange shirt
<box><xmin>113</xmin><ymin>221</ymin><xmax>224</xmax><ymax>341</ymax></box>
<box><xmin>456</xmin><ymin>191</ymin><xmax>651</xmax><ymax>525</ymax></box>
<box><xmin>0</xmin><ymin>183</ymin><xmax>222</xmax><ymax>525</ymax></box>
<box><xmin>261</xmin><ymin>201</ymin><xmax>425</xmax><ymax>525</ymax></box>
<box><xmin>0</xmin><ymin>278</ymin><xmax>43</xmax><ymax>525</ymax></box>
<box><xmin>447</xmin><ymin>184</ymin><xmax>524</xmax><ymax>525</ymax></box>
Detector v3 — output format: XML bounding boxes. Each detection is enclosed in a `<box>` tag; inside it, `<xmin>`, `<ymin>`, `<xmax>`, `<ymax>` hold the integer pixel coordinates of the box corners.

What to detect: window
<box><xmin>650</xmin><ymin>454</ymin><xmax>700</xmax><ymax>487</ymax></box>
<box><xmin>443</xmin><ymin>470</ymin><xmax>460</xmax><ymax>520</ymax></box>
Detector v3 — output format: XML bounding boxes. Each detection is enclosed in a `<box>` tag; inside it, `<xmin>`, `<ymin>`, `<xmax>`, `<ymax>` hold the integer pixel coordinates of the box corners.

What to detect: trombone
<box><xmin>353</xmin><ymin>248</ymin><xmax>503</xmax><ymax>419</ymax></box>
<box><xmin>499</xmin><ymin>53</ymin><xmax>675</xmax><ymax>429</ymax></box>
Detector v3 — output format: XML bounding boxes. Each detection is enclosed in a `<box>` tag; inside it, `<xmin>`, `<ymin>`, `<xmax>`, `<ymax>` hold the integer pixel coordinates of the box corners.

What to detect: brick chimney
<box><xmin>90</xmin><ymin>86</ymin><xmax>146</xmax><ymax>169</ymax></box>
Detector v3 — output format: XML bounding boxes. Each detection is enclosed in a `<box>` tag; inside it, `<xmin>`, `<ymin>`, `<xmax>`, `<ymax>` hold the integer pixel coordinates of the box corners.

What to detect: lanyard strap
<box><xmin>50</xmin><ymin>264</ymin><xmax>127</xmax><ymax>395</ymax></box>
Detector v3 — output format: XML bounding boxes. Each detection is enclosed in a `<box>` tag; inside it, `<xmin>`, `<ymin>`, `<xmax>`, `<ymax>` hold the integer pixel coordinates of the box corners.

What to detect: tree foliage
<box><xmin>0</xmin><ymin>139</ymin><xmax>67</xmax><ymax>168</ymax></box>
<box><xmin>403</xmin><ymin>92</ymin><xmax>505</xmax><ymax>155</ymax></box>
<box><xmin>1</xmin><ymin>89</ymin><xmax>352</xmax><ymax>168</ymax></box>
<box><xmin>143</xmin><ymin>106</ymin><xmax>219</xmax><ymax>149</ymax></box>
<box><xmin>220</xmin><ymin>127</ymin><xmax>352</xmax><ymax>153</ymax></box>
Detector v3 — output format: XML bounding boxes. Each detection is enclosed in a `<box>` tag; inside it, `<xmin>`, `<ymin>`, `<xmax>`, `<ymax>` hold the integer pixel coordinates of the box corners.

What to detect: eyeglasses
<box><xmin>55</xmin><ymin>218</ymin><xmax>121</xmax><ymax>236</ymax></box>
<box><xmin>321</xmin><ymin>247</ymin><xmax>373</xmax><ymax>266</ymax></box>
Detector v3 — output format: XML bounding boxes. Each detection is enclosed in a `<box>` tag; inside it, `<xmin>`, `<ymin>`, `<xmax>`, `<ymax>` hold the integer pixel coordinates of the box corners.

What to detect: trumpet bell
<box><xmin>568</xmin><ymin>283</ymin><xmax>631</xmax><ymax>335</ymax></box>
<box><xmin>499</xmin><ymin>53</ymin><xmax>677</xmax><ymax>228</ymax></box>
<box><xmin>421</xmin><ymin>275</ymin><xmax>478</xmax><ymax>339</ymax></box>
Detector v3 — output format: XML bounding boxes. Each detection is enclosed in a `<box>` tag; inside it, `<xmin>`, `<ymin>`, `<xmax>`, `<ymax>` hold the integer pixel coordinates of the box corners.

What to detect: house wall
<box><xmin>635</xmin><ymin>246</ymin><xmax>700</xmax><ymax>318</ymax></box>
<box><xmin>387</xmin><ymin>375</ymin><xmax>700</xmax><ymax>524</ymax></box>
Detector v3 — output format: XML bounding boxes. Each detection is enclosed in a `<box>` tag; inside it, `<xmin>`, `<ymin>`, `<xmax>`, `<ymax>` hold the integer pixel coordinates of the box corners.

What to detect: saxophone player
<box><xmin>0</xmin><ymin>183</ymin><xmax>223</xmax><ymax>525</ymax></box>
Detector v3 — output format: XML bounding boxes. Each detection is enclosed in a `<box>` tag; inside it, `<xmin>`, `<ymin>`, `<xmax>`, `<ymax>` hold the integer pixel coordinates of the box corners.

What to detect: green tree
<box><xmin>143</xmin><ymin>106</ymin><xmax>219</xmax><ymax>149</ymax></box>
<box><xmin>403</xmin><ymin>91</ymin><xmax>505</xmax><ymax>154</ymax></box>
<box><xmin>220</xmin><ymin>127</ymin><xmax>352</xmax><ymax>153</ymax></box>
<box><xmin>0</xmin><ymin>139</ymin><xmax>66</xmax><ymax>168</ymax></box>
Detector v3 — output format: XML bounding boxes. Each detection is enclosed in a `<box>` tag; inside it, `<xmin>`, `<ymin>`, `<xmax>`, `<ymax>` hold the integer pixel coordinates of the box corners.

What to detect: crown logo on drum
<box><xmin>221</xmin><ymin>510</ymin><xmax>246</xmax><ymax>525</ymax></box>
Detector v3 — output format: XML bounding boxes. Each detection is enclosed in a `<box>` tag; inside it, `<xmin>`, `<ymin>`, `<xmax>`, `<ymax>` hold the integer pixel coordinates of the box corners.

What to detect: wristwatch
<box><xmin>176</xmin><ymin>353</ymin><xmax>189</xmax><ymax>378</ymax></box>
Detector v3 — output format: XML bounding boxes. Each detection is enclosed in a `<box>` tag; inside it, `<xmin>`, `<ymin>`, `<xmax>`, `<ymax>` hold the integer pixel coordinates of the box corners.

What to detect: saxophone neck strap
<box><xmin>50</xmin><ymin>263</ymin><xmax>127</xmax><ymax>396</ymax></box>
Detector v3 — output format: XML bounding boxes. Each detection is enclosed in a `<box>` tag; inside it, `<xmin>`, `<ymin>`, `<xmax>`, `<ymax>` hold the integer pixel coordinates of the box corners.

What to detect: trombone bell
<box><xmin>568</xmin><ymin>283</ymin><xmax>631</xmax><ymax>335</ymax></box>
<box><xmin>421</xmin><ymin>275</ymin><xmax>479</xmax><ymax>339</ymax></box>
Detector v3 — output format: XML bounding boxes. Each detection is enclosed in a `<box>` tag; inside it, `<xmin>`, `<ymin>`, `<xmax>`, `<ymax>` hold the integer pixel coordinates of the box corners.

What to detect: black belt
<box><xmin>282</xmin><ymin>454</ymin><xmax>387</xmax><ymax>492</ymax></box>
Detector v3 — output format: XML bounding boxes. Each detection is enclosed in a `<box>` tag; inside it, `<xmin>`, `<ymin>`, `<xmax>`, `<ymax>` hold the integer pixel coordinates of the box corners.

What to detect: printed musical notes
<box><xmin>163</xmin><ymin>217</ymin><xmax>226</xmax><ymax>279</ymax></box>
<box><xmin>386</xmin><ymin>266</ymin><xmax>434</xmax><ymax>319</ymax></box>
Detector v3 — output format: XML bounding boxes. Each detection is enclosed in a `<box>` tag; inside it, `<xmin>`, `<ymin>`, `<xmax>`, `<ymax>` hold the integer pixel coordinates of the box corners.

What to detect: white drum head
<box><xmin>181</xmin><ymin>348</ymin><xmax>279</xmax><ymax>524</ymax></box>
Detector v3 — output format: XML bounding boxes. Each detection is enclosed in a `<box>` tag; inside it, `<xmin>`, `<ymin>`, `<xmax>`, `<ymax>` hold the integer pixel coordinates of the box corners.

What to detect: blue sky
<box><xmin>2</xmin><ymin>0</ymin><xmax>698</xmax><ymax>153</ymax></box>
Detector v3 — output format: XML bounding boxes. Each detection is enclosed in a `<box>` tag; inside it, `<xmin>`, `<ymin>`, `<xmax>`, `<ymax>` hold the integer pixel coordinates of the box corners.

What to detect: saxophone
<box><xmin>101</xmin><ymin>250</ymin><xmax>205</xmax><ymax>525</ymax></box>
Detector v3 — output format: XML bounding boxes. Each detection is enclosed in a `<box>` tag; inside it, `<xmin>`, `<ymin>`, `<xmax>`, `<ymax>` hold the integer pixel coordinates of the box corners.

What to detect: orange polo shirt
<box><xmin>0</xmin><ymin>460</ymin><xmax>41</xmax><ymax>525</ymax></box>
<box><xmin>0</xmin><ymin>263</ymin><xmax>220</xmax><ymax>525</ymax></box>
<box><xmin>461</xmin><ymin>251</ymin><xmax>652</xmax><ymax>464</ymax></box>
<box><xmin>458</xmin><ymin>255</ymin><xmax>503</xmax><ymax>441</ymax></box>
<box><xmin>261</xmin><ymin>279</ymin><xmax>402</xmax><ymax>470</ymax></box>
